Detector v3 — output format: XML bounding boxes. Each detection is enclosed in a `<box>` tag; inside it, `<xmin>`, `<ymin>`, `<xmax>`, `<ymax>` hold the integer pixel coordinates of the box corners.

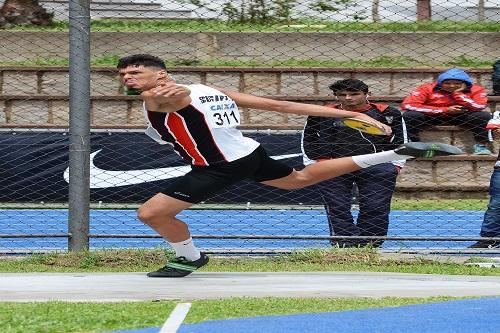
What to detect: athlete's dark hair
<box><xmin>329</xmin><ymin>79</ymin><xmax>369</xmax><ymax>94</ymax></box>
<box><xmin>117</xmin><ymin>54</ymin><xmax>167</xmax><ymax>69</ymax></box>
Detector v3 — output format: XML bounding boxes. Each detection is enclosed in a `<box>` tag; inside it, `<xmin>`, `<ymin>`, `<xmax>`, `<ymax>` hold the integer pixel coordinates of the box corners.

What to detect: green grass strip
<box><xmin>390</xmin><ymin>199</ymin><xmax>488</xmax><ymax>211</ymax></box>
<box><xmin>0</xmin><ymin>296</ymin><xmax>463</xmax><ymax>333</ymax></box>
<box><xmin>0</xmin><ymin>249</ymin><xmax>498</xmax><ymax>276</ymax></box>
<box><xmin>4</xmin><ymin>20</ymin><xmax>500</xmax><ymax>32</ymax></box>
<box><xmin>0</xmin><ymin>199</ymin><xmax>489</xmax><ymax>210</ymax></box>
<box><xmin>0</xmin><ymin>55</ymin><xmax>494</xmax><ymax>68</ymax></box>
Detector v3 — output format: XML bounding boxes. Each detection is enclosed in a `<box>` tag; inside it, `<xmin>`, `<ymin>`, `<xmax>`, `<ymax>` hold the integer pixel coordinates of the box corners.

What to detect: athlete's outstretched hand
<box><xmin>351</xmin><ymin>112</ymin><xmax>392</xmax><ymax>136</ymax></box>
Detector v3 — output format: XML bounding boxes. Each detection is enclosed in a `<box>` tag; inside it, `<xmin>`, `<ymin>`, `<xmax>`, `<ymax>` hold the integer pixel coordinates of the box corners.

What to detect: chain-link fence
<box><xmin>0</xmin><ymin>0</ymin><xmax>499</xmax><ymax>254</ymax></box>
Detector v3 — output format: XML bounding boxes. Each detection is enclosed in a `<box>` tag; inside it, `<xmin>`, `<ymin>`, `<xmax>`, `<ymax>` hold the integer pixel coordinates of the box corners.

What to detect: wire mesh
<box><xmin>0</xmin><ymin>0</ymin><xmax>499</xmax><ymax>254</ymax></box>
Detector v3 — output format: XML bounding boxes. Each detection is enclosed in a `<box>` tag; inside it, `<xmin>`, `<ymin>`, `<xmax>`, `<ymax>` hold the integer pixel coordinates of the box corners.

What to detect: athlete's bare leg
<box><xmin>264</xmin><ymin>141</ymin><xmax>463</xmax><ymax>190</ymax></box>
<box><xmin>137</xmin><ymin>193</ymin><xmax>193</xmax><ymax>242</ymax></box>
<box><xmin>139</xmin><ymin>193</ymin><xmax>208</xmax><ymax>277</ymax></box>
<box><xmin>263</xmin><ymin>156</ymin><xmax>361</xmax><ymax>190</ymax></box>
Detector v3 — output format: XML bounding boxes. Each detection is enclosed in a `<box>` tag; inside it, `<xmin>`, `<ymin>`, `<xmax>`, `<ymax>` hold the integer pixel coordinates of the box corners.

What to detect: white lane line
<box><xmin>159</xmin><ymin>302</ymin><xmax>192</xmax><ymax>333</ymax></box>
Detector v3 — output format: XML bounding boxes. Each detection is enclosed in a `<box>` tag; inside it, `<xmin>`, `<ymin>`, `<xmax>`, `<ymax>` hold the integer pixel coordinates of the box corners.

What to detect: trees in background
<box><xmin>371</xmin><ymin>0</ymin><xmax>380</xmax><ymax>22</ymax></box>
<box><xmin>0</xmin><ymin>0</ymin><xmax>53</xmax><ymax>27</ymax></box>
<box><xmin>416</xmin><ymin>0</ymin><xmax>431</xmax><ymax>21</ymax></box>
<box><xmin>183</xmin><ymin>0</ymin><xmax>361</xmax><ymax>23</ymax></box>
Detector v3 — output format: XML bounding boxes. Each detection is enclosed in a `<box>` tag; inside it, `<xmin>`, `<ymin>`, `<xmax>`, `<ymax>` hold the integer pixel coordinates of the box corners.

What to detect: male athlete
<box><xmin>117</xmin><ymin>54</ymin><xmax>462</xmax><ymax>278</ymax></box>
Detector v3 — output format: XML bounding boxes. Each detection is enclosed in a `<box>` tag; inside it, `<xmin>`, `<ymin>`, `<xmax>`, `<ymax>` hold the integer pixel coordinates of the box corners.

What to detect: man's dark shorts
<box><xmin>161</xmin><ymin>145</ymin><xmax>294</xmax><ymax>203</ymax></box>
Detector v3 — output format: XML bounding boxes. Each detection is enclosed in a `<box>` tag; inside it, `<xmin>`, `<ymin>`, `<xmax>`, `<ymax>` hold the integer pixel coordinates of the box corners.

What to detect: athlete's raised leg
<box><xmin>263</xmin><ymin>142</ymin><xmax>463</xmax><ymax>190</ymax></box>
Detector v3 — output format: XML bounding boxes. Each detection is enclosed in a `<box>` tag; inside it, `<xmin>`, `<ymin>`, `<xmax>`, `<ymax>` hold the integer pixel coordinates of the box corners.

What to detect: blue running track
<box><xmin>110</xmin><ymin>297</ymin><xmax>500</xmax><ymax>333</ymax></box>
<box><xmin>0</xmin><ymin>209</ymin><xmax>484</xmax><ymax>251</ymax></box>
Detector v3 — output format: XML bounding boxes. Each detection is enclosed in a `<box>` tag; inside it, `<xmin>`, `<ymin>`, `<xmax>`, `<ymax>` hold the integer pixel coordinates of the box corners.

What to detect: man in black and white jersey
<box><xmin>117</xmin><ymin>54</ymin><xmax>462</xmax><ymax>278</ymax></box>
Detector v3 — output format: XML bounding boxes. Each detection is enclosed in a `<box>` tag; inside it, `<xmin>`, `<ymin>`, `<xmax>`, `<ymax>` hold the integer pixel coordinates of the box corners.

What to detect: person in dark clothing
<box><xmin>302</xmin><ymin>79</ymin><xmax>408</xmax><ymax>248</ymax></box>
<box><xmin>469</xmin><ymin>127</ymin><xmax>500</xmax><ymax>249</ymax></box>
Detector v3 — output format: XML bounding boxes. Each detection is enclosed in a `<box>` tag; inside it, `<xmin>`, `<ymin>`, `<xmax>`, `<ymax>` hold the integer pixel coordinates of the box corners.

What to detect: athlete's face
<box><xmin>118</xmin><ymin>65</ymin><xmax>167</xmax><ymax>91</ymax></box>
<box><xmin>335</xmin><ymin>90</ymin><xmax>368</xmax><ymax>109</ymax></box>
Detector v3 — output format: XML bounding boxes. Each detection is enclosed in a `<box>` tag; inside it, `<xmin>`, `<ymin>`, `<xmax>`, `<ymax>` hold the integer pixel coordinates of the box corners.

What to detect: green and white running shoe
<box><xmin>147</xmin><ymin>253</ymin><xmax>209</xmax><ymax>278</ymax></box>
<box><xmin>395</xmin><ymin>142</ymin><xmax>464</xmax><ymax>158</ymax></box>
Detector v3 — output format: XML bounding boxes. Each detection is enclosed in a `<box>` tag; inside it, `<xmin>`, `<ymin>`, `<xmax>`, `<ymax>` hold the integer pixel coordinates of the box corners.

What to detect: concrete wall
<box><xmin>0</xmin><ymin>31</ymin><xmax>498</xmax><ymax>64</ymax></box>
<box><xmin>396</xmin><ymin>156</ymin><xmax>494</xmax><ymax>199</ymax></box>
<box><xmin>0</xmin><ymin>67</ymin><xmax>496</xmax><ymax>128</ymax></box>
<box><xmin>1</xmin><ymin>67</ymin><xmax>497</xmax><ymax>128</ymax></box>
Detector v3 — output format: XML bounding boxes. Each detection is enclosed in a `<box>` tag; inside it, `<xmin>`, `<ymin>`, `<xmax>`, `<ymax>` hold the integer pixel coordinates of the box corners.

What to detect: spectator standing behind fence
<box><xmin>469</xmin><ymin>125</ymin><xmax>500</xmax><ymax>249</ymax></box>
<box><xmin>302</xmin><ymin>79</ymin><xmax>407</xmax><ymax>248</ymax></box>
<box><xmin>402</xmin><ymin>68</ymin><xmax>492</xmax><ymax>155</ymax></box>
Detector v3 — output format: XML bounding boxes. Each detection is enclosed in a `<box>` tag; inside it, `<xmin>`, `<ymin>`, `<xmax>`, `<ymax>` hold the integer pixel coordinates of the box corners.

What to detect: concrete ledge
<box><xmin>0</xmin><ymin>66</ymin><xmax>497</xmax><ymax>98</ymax></box>
<box><xmin>1</xmin><ymin>94</ymin><xmax>498</xmax><ymax>130</ymax></box>
<box><xmin>1</xmin><ymin>94</ymin><xmax>499</xmax><ymax>102</ymax></box>
<box><xmin>0</xmin><ymin>66</ymin><xmax>495</xmax><ymax>73</ymax></box>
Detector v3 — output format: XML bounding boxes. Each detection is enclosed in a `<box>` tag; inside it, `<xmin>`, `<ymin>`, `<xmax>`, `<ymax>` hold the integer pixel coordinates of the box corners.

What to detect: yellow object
<box><xmin>342</xmin><ymin>118</ymin><xmax>386</xmax><ymax>135</ymax></box>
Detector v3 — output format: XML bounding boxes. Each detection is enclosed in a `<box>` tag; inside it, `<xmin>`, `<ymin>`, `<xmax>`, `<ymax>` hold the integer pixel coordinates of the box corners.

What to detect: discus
<box><xmin>341</xmin><ymin>118</ymin><xmax>387</xmax><ymax>135</ymax></box>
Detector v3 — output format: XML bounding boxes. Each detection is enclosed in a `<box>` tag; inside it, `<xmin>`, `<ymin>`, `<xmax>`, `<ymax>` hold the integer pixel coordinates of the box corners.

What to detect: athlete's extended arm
<box><xmin>223</xmin><ymin>89</ymin><xmax>392</xmax><ymax>134</ymax></box>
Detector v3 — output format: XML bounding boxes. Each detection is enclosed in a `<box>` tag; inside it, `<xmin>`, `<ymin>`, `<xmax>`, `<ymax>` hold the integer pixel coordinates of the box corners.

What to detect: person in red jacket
<box><xmin>402</xmin><ymin>68</ymin><xmax>492</xmax><ymax>155</ymax></box>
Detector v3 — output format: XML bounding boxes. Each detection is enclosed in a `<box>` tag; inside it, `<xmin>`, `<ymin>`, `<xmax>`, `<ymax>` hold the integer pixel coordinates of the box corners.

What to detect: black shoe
<box><xmin>468</xmin><ymin>240</ymin><xmax>500</xmax><ymax>249</ymax></box>
<box><xmin>395</xmin><ymin>142</ymin><xmax>464</xmax><ymax>158</ymax></box>
<box><xmin>147</xmin><ymin>253</ymin><xmax>209</xmax><ymax>278</ymax></box>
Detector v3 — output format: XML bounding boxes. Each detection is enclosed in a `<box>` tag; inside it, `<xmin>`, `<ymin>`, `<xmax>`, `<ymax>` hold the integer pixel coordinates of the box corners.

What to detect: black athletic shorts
<box><xmin>161</xmin><ymin>145</ymin><xmax>294</xmax><ymax>203</ymax></box>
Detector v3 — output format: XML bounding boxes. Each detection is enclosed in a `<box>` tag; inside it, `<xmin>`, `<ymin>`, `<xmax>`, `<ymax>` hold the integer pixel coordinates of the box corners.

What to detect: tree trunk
<box><xmin>0</xmin><ymin>0</ymin><xmax>53</xmax><ymax>27</ymax></box>
<box><xmin>372</xmin><ymin>0</ymin><xmax>380</xmax><ymax>22</ymax></box>
<box><xmin>478</xmin><ymin>0</ymin><xmax>485</xmax><ymax>21</ymax></box>
<box><xmin>416</xmin><ymin>0</ymin><xmax>431</xmax><ymax>22</ymax></box>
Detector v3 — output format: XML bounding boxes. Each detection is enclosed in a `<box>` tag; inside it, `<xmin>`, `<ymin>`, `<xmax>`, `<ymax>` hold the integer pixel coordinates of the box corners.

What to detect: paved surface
<box><xmin>1</xmin><ymin>272</ymin><xmax>500</xmax><ymax>302</ymax></box>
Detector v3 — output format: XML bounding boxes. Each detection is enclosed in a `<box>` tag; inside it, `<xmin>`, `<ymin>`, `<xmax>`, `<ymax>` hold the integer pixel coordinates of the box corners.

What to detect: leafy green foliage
<box><xmin>180</xmin><ymin>0</ymin><xmax>360</xmax><ymax>23</ymax></box>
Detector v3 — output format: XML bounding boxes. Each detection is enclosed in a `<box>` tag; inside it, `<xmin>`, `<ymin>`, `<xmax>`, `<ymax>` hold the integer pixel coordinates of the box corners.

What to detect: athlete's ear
<box><xmin>155</xmin><ymin>70</ymin><xmax>173</xmax><ymax>86</ymax></box>
<box><xmin>157</xmin><ymin>69</ymin><xmax>169</xmax><ymax>80</ymax></box>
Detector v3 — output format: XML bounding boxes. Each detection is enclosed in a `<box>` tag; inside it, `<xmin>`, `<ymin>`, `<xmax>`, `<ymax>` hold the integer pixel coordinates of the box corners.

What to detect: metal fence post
<box><xmin>68</xmin><ymin>0</ymin><xmax>91</xmax><ymax>251</ymax></box>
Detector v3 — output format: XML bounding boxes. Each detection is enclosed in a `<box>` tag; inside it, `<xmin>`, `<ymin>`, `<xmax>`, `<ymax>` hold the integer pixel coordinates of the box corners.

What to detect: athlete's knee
<box><xmin>137</xmin><ymin>205</ymin><xmax>154</xmax><ymax>225</ymax></box>
<box><xmin>278</xmin><ymin>172</ymin><xmax>312</xmax><ymax>190</ymax></box>
<box><xmin>137</xmin><ymin>205</ymin><xmax>174</xmax><ymax>226</ymax></box>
